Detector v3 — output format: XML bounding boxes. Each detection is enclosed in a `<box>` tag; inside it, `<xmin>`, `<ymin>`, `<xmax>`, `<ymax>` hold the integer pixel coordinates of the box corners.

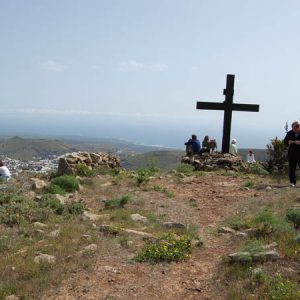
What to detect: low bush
<box><xmin>135</xmin><ymin>233</ymin><xmax>192</xmax><ymax>263</ymax></box>
<box><xmin>0</xmin><ymin>200</ymin><xmax>50</xmax><ymax>226</ymax></box>
<box><xmin>104</xmin><ymin>194</ymin><xmax>131</xmax><ymax>209</ymax></box>
<box><xmin>286</xmin><ymin>208</ymin><xmax>300</xmax><ymax>228</ymax></box>
<box><xmin>67</xmin><ymin>202</ymin><xmax>85</xmax><ymax>215</ymax></box>
<box><xmin>152</xmin><ymin>185</ymin><xmax>175</xmax><ymax>198</ymax></box>
<box><xmin>75</xmin><ymin>163</ymin><xmax>95</xmax><ymax>177</ymax></box>
<box><xmin>47</xmin><ymin>184</ymin><xmax>66</xmax><ymax>196</ymax></box>
<box><xmin>240</xmin><ymin>162</ymin><xmax>269</xmax><ymax>175</ymax></box>
<box><xmin>51</xmin><ymin>175</ymin><xmax>79</xmax><ymax>193</ymax></box>
<box><xmin>136</xmin><ymin>169</ymin><xmax>150</xmax><ymax>186</ymax></box>
<box><xmin>41</xmin><ymin>195</ymin><xmax>64</xmax><ymax>215</ymax></box>
<box><xmin>176</xmin><ymin>163</ymin><xmax>195</xmax><ymax>175</ymax></box>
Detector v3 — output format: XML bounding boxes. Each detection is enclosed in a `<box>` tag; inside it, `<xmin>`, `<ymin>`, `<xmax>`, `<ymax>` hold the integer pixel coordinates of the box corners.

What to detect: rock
<box><xmin>191</xmin><ymin>239</ymin><xmax>203</xmax><ymax>248</ymax></box>
<box><xmin>122</xmin><ymin>229</ymin><xmax>154</xmax><ymax>238</ymax></box>
<box><xmin>266</xmin><ymin>186</ymin><xmax>272</xmax><ymax>191</ymax></box>
<box><xmin>27</xmin><ymin>191</ymin><xmax>36</xmax><ymax>198</ymax></box>
<box><xmin>33</xmin><ymin>222</ymin><xmax>48</xmax><ymax>229</ymax></box>
<box><xmin>263</xmin><ymin>242</ymin><xmax>278</xmax><ymax>250</ymax></box>
<box><xmin>57</xmin><ymin>158</ymin><xmax>74</xmax><ymax>176</ymax></box>
<box><xmin>296</xmin><ymin>196</ymin><xmax>300</xmax><ymax>202</ymax></box>
<box><xmin>99</xmin><ymin>224</ymin><xmax>120</xmax><ymax>235</ymax></box>
<box><xmin>219</xmin><ymin>226</ymin><xmax>236</xmax><ymax>234</ymax></box>
<box><xmin>163</xmin><ymin>222</ymin><xmax>186</xmax><ymax>229</ymax></box>
<box><xmin>34</xmin><ymin>253</ymin><xmax>56</xmax><ymax>264</ymax></box>
<box><xmin>228</xmin><ymin>252</ymin><xmax>252</xmax><ymax>263</ymax></box>
<box><xmin>252</xmin><ymin>250</ymin><xmax>281</xmax><ymax>262</ymax></box>
<box><xmin>31</xmin><ymin>178</ymin><xmax>47</xmax><ymax>190</ymax></box>
<box><xmin>48</xmin><ymin>229</ymin><xmax>61</xmax><ymax>238</ymax></box>
<box><xmin>130</xmin><ymin>213</ymin><xmax>148</xmax><ymax>223</ymax></box>
<box><xmin>80</xmin><ymin>211</ymin><xmax>110</xmax><ymax>222</ymax></box>
<box><xmin>84</xmin><ymin>244</ymin><xmax>98</xmax><ymax>252</ymax></box>
<box><xmin>5</xmin><ymin>295</ymin><xmax>20</xmax><ymax>300</ymax></box>
<box><xmin>235</xmin><ymin>231</ymin><xmax>248</xmax><ymax>237</ymax></box>
<box><xmin>54</xmin><ymin>194</ymin><xmax>67</xmax><ymax>205</ymax></box>
<box><xmin>295</xmin><ymin>233</ymin><xmax>300</xmax><ymax>243</ymax></box>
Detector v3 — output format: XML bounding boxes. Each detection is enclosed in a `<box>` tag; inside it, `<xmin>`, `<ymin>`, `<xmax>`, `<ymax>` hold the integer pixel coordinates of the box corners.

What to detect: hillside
<box><xmin>122</xmin><ymin>150</ymin><xmax>185</xmax><ymax>170</ymax></box>
<box><xmin>1</xmin><ymin>168</ymin><xmax>299</xmax><ymax>300</ymax></box>
<box><xmin>0</xmin><ymin>136</ymin><xmax>77</xmax><ymax>160</ymax></box>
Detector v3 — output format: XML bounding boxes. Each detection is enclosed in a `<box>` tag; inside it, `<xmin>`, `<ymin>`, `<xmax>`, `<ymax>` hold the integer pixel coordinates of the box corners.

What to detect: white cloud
<box><xmin>40</xmin><ymin>60</ymin><xmax>67</xmax><ymax>72</ymax></box>
<box><xmin>118</xmin><ymin>60</ymin><xmax>167</xmax><ymax>72</ymax></box>
<box><xmin>0</xmin><ymin>108</ymin><xmax>210</xmax><ymax>120</ymax></box>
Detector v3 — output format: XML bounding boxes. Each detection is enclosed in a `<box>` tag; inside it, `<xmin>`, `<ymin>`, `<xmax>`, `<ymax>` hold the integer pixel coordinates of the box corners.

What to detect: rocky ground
<box><xmin>1</xmin><ymin>167</ymin><xmax>299</xmax><ymax>300</ymax></box>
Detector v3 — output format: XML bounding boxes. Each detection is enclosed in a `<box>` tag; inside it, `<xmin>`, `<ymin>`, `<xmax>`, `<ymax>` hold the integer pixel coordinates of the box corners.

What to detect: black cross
<box><xmin>196</xmin><ymin>74</ymin><xmax>259</xmax><ymax>153</ymax></box>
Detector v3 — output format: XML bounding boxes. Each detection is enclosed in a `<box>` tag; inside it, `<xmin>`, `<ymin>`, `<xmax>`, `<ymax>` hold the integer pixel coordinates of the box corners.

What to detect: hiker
<box><xmin>283</xmin><ymin>121</ymin><xmax>300</xmax><ymax>187</ymax></box>
<box><xmin>229</xmin><ymin>138</ymin><xmax>238</xmax><ymax>156</ymax></box>
<box><xmin>247</xmin><ymin>150</ymin><xmax>256</xmax><ymax>163</ymax></box>
<box><xmin>0</xmin><ymin>160</ymin><xmax>11</xmax><ymax>182</ymax></box>
<box><xmin>185</xmin><ymin>134</ymin><xmax>200</xmax><ymax>155</ymax></box>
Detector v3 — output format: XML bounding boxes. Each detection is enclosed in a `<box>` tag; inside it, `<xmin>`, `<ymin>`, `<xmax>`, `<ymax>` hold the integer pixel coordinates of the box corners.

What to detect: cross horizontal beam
<box><xmin>196</xmin><ymin>102</ymin><xmax>259</xmax><ymax>112</ymax></box>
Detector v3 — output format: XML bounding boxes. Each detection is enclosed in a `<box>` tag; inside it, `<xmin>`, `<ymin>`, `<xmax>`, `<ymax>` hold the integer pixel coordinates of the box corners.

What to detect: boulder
<box><xmin>163</xmin><ymin>222</ymin><xmax>186</xmax><ymax>229</ymax></box>
<box><xmin>130</xmin><ymin>213</ymin><xmax>148</xmax><ymax>223</ymax></box>
<box><xmin>34</xmin><ymin>253</ymin><xmax>56</xmax><ymax>264</ymax></box>
<box><xmin>31</xmin><ymin>178</ymin><xmax>47</xmax><ymax>190</ymax></box>
<box><xmin>57</xmin><ymin>158</ymin><xmax>74</xmax><ymax>176</ymax></box>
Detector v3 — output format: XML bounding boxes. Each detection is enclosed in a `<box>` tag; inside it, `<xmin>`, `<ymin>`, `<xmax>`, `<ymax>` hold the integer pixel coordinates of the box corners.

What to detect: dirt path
<box><xmin>43</xmin><ymin>174</ymin><xmax>258</xmax><ymax>300</ymax></box>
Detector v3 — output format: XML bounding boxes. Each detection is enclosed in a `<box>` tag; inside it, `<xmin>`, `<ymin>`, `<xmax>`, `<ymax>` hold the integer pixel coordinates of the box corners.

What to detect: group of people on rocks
<box><xmin>184</xmin><ymin>134</ymin><xmax>217</xmax><ymax>156</ymax></box>
<box><xmin>185</xmin><ymin>119</ymin><xmax>300</xmax><ymax>187</ymax></box>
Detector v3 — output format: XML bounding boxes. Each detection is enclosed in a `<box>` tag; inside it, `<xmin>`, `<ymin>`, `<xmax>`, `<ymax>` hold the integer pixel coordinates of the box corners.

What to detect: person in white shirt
<box><xmin>0</xmin><ymin>160</ymin><xmax>11</xmax><ymax>182</ymax></box>
<box><xmin>247</xmin><ymin>150</ymin><xmax>256</xmax><ymax>163</ymax></box>
<box><xmin>229</xmin><ymin>138</ymin><xmax>238</xmax><ymax>156</ymax></box>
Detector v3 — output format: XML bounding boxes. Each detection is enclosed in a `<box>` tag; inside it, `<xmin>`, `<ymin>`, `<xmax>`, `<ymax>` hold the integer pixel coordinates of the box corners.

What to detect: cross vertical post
<box><xmin>222</xmin><ymin>74</ymin><xmax>234</xmax><ymax>153</ymax></box>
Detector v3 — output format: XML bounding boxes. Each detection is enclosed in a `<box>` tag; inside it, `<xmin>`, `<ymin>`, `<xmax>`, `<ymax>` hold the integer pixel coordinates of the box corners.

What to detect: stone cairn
<box><xmin>181</xmin><ymin>152</ymin><xmax>243</xmax><ymax>172</ymax></box>
<box><xmin>57</xmin><ymin>152</ymin><xmax>121</xmax><ymax>176</ymax></box>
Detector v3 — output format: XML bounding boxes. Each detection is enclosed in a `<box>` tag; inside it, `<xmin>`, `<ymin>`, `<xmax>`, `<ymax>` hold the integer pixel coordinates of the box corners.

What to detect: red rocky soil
<box><xmin>42</xmin><ymin>173</ymin><xmax>261</xmax><ymax>300</ymax></box>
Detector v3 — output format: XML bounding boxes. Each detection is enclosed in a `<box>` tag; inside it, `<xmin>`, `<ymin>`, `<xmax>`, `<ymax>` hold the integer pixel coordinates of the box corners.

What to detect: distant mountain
<box><xmin>0</xmin><ymin>136</ymin><xmax>78</xmax><ymax>160</ymax></box>
<box><xmin>122</xmin><ymin>150</ymin><xmax>185</xmax><ymax>170</ymax></box>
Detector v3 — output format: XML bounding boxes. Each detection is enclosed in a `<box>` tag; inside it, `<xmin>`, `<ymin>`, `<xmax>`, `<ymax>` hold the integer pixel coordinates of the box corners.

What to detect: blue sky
<box><xmin>0</xmin><ymin>1</ymin><xmax>300</xmax><ymax>149</ymax></box>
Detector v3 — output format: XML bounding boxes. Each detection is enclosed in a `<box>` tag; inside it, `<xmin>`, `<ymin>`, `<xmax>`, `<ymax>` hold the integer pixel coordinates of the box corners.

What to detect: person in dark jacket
<box><xmin>185</xmin><ymin>134</ymin><xmax>200</xmax><ymax>155</ymax></box>
<box><xmin>283</xmin><ymin>121</ymin><xmax>300</xmax><ymax>187</ymax></box>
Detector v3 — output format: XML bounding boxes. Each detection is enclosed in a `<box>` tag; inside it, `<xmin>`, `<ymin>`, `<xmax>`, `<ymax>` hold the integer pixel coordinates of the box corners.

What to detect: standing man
<box><xmin>284</xmin><ymin>121</ymin><xmax>300</xmax><ymax>187</ymax></box>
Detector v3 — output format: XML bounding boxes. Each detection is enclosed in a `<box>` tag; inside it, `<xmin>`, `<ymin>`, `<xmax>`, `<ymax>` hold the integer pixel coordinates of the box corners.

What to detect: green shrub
<box><xmin>176</xmin><ymin>164</ymin><xmax>195</xmax><ymax>175</ymax></box>
<box><xmin>225</xmin><ymin>216</ymin><xmax>251</xmax><ymax>231</ymax></box>
<box><xmin>266</xmin><ymin>137</ymin><xmax>288</xmax><ymax>177</ymax></box>
<box><xmin>75</xmin><ymin>163</ymin><xmax>95</xmax><ymax>177</ymax></box>
<box><xmin>104</xmin><ymin>194</ymin><xmax>131</xmax><ymax>209</ymax></box>
<box><xmin>136</xmin><ymin>169</ymin><xmax>150</xmax><ymax>186</ymax></box>
<box><xmin>41</xmin><ymin>195</ymin><xmax>64</xmax><ymax>215</ymax></box>
<box><xmin>47</xmin><ymin>184</ymin><xmax>66</xmax><ymax>196</ymax></box>
<box><xmin>0</xmin><ymin>200</ymin><xmax>50</xmax><ymax>226</ymax></box>
<box><xmin>240</xmin><ymin>162</ymin><xmax>269</xmax><ymax>175</ymax></box>
<box><xmin>268</xmin><ymin>274</ymin><xmax>300</xmax><ymax>300</ymax></box>
<box><xmin>253</xmin><ymin>210</ymin><xmax>293</xmax><ymax>236</ymax></box>
<box><xmin>51</xmin><ymin>175</ymin><xmax>79</xmax><ymax>192</ymax></box>
<box><xmin>286</xmin><ymin>208</ymin><xmax>300</xmax><ymax>228</ymax></box>
<box><xmin>243</xmin><ymin>180</ymin><xmax>256</xmax><ymax>188</ymax></box>
<box><xmin>95</xmin><ymin>166</ymin><xmax>120</xmax><ymax>176</ymax></box>
<box><xmin>67</xmin><ymin>202</ymin><xmax>85</xmax><ymax>215</ymax></box>
<box><xmin>152</xmin><ymin>185</ymin><xmax>174</xmax><ymax>198</ymax></box>
<box><xmin>135</xmin><ymin>233</ymin><xmax>192</xmax><ymax>263</ymax></box>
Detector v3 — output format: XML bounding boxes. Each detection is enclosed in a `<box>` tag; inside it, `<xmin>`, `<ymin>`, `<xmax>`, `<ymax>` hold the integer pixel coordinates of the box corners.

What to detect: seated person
<box><xmin>185</xmin><ymin>134</ymin><xmax>200</xmax><ymax>155</ymax></box>
<box><xmin>209</xmin><ymin>139</ymin><xmax>217</xmax><ymax>153</ymax></box>
<box><xmin>0</xmin><ymin>160</ymin><xmax>11</xmax><ymax>182</ymax></box>
<box><xmin>200</xmin><ymin>135</ymin><xmax>211</xmax><ymax>154</ymax></box>
<box><xmin>229</xmin><ymin>138</ymin><xmax>238</xmax><ymax>156</ymax></box>
<box><xmin>246</xmin><ymin>150</ymin><xmax>256</xmax><ymax>163</ymax></box>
